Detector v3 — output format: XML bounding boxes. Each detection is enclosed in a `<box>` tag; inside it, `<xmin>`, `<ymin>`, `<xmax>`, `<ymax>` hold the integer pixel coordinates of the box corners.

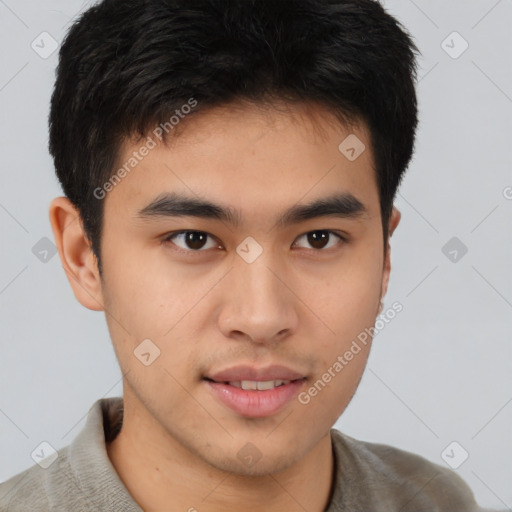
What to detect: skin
<box><xmin>49</xmin><ymin>100</ymin><xmax>400</xmax><ymax>512</ymax></box>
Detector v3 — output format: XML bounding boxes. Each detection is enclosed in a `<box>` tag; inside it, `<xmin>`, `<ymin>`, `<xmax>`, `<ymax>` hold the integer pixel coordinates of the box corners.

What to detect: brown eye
<box><xmin>164</xmin><ymin>231</ymin><xmax>218</xmax><ymax>251</ymax></box>
<box><xmin>294</xmin><ymin>230</ymin><xmax>344</xmax><ymax>250</ymax></box>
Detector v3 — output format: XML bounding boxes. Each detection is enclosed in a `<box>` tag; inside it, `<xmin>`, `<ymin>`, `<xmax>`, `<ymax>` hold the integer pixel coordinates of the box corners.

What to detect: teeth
<box><xmin>231</xmin><ymin>380</ymin><xmax>291</xmax><ymax>390</ymax></box>
<box><xmin>241</xmin><ymin>380</ymin><xmax>258</xmax><ymax>390</ymax></box>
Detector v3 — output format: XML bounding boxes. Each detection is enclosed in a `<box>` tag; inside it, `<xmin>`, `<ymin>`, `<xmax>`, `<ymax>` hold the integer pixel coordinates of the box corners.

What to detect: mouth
<box><xmin>204</xmin><ymin>378</ymin><xmax>298</xmax><ymax>390</ymax></box>
<box><xmin>203</xmin><ymin>366</ymin><xmax>307</xmax><ymax>418</ymax></box>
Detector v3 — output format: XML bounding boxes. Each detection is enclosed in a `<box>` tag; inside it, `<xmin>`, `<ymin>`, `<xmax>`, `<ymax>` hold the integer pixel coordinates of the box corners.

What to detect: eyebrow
<box><xmin>136</xmin><ymin>191</ymin><xmax>368</xmax><ymax>229</ymax></box>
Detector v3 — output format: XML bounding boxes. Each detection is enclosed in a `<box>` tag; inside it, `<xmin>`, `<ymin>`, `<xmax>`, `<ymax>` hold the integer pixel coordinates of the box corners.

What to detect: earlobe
<box><xmin>49</xmin><ymin>196</ymin><xmax>104</xmax><ymax>311</ymax></box>
<box><xmin>388</xmin><ymin>206</ymin><xmax>401</xmax><ymax>238</ymax></box>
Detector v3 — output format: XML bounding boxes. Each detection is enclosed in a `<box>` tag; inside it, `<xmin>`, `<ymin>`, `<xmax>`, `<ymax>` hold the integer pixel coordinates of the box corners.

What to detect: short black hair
<box><xmin>49</xmin><ymin>0</ymin><xmax>420</xmax><ymax>274</ymax></box>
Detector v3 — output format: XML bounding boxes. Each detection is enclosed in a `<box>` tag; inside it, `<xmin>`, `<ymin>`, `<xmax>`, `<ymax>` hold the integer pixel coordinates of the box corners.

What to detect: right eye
<box><xmin>162</xmin><ymin>230</ymin><xmax>221</xmax><ymax>252</ymax></box>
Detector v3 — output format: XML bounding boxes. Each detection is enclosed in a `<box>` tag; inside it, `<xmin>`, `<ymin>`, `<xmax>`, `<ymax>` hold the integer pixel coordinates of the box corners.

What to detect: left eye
<box><xmin>293</xmin><ymin>230</ymin><xmax>344</xmax><ymax>250</ymax></box>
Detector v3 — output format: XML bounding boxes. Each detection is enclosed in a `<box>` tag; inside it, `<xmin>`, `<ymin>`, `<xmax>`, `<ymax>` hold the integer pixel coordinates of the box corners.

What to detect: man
<box><xmin>0</xmin><ymin>0</ymin><xmax>499</xmax><ymax>510</ymax></box>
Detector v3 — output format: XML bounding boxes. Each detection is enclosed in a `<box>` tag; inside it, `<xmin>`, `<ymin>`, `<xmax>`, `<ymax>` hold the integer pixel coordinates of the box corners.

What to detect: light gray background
<box><xmin>0</xmin><ymin>0</ymin><xmax>511</xmax><ymax>509</ymax></box>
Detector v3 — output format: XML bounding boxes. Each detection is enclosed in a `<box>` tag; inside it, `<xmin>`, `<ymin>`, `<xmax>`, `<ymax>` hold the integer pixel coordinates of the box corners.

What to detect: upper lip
<box><xmin>206</xmin><ymin>365</ymin><xmax>306</xmax><ymax>383</ymax></box>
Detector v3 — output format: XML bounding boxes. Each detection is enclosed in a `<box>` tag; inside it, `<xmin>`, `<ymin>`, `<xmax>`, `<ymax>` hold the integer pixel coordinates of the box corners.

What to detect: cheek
<box><xmin>296</xmin><ymin>241</ymin><xmax>382</xmax><ymax>406</ymax></box>
<box><xmin>298</xmin><ymin>247</ymin><xmax>383</xmax><ymax>340</ymax></box>
<box><xmin>101</xmin><ymin>245</ymin><xmax>206</xmax><ymax>339</ymax></box>
<box><xmin>299</xmin><ymin>304</ymin><xmax>375</xmax><ymax>424</ymax></box>
<box><xmin>100</xmin><ymin>252</ymin><xmax>209</xmax><ymax>390</ymax></box>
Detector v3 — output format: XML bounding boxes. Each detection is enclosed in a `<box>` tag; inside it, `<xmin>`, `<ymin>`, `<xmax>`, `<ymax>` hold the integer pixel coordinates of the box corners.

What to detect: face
<box><xmin>91</xmin><ymin>101</ymin><xmax>396</xmax><ymax>475</ymax></box>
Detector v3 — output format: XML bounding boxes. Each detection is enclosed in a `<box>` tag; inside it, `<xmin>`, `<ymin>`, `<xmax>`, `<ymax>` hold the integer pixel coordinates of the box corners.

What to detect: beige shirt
<box><xmin>0</xmin><ymin>397</ymin><xmax>498</xmax><ymax>511</ymax></box>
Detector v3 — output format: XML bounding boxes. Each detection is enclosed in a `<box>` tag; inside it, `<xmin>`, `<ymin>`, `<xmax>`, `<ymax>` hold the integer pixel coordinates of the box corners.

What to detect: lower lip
<box><xmin>206</xmin><ymin>379</ymin><xmax>306</xmax><ymax>418</ymax></box>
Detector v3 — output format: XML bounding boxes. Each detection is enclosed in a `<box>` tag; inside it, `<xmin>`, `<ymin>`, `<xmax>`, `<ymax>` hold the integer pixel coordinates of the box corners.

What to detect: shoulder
<box><xmin>0</xmin><ymin>445</ymin><xmax>72</xmax><ymax>511</ymax></box>
<box><xmin>0</xmin><ymin>397</ymin><xmax>125</xmax><ymax>512</ymax></box>
<box><xmin>330</xmin><ymin>429</ymin><xmax>490</xmax><ymax>512</ymax></box>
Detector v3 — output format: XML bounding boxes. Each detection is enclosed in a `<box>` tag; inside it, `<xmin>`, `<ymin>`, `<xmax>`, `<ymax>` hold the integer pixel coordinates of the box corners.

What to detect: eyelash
<box><xmin>161</xmin><ymin>230</ymin><xmax>347</xmax><ymax>254</ymax></box>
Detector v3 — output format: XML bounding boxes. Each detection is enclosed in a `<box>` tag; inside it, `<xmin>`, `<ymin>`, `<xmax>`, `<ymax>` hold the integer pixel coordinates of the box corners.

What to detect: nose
<box><xmin>216</xmin><ymin>254</ymin><xmax>299</xmax><ymax>346</ymax></box>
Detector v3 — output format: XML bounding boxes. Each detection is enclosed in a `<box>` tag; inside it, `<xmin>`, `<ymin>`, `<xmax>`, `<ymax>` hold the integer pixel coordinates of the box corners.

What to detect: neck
<box><xmin>106</xmin><ymin>393</ymin><xmax>335</xmax><ymax>512</ymax></box>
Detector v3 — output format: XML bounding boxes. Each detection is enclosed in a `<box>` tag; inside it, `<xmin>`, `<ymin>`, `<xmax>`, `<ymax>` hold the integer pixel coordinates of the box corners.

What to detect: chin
<box><xmin>209</xmin><ymin>451</ymin><xmax>299</xmax><ymax>477</ymax></box>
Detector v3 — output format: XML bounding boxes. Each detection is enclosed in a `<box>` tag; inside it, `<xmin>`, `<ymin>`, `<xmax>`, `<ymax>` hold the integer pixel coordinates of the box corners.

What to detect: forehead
<box><xmin>106</xmin><ymin>100</ymin><xmax>379</xmax><ymax>224</ymax></box>
<box><xmin>152</xmin><ymin>99</ymin><xmax>369</xmax><ymax>154</ymax></box>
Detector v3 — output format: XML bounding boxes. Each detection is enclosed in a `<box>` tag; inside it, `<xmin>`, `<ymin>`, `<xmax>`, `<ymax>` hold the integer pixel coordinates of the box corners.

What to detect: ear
<box><xmin>49</xmin><ymin>196</ymin><xmax>104</xmax><ymax>311</ymax></box>
<box><xmin>379</xmin><ymin>206</ymin><xmax>401</xmax><ymax>306</ymax></box>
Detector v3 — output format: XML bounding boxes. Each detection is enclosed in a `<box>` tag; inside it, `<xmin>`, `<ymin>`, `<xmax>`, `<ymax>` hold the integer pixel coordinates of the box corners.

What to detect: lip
<box><xmin>206</xmin><ymin>364</ymin><xmax>305</xmax><ymax>383</ymax></box>
<box><xmin>206</xmin><ymin>379</ymin><xmax>306</xmax><ymax>418</ymax></box>
<box><xmin>204</xmin><ymin>365</ymin><xmax>307</xmax><ymax>418</ymax></box>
